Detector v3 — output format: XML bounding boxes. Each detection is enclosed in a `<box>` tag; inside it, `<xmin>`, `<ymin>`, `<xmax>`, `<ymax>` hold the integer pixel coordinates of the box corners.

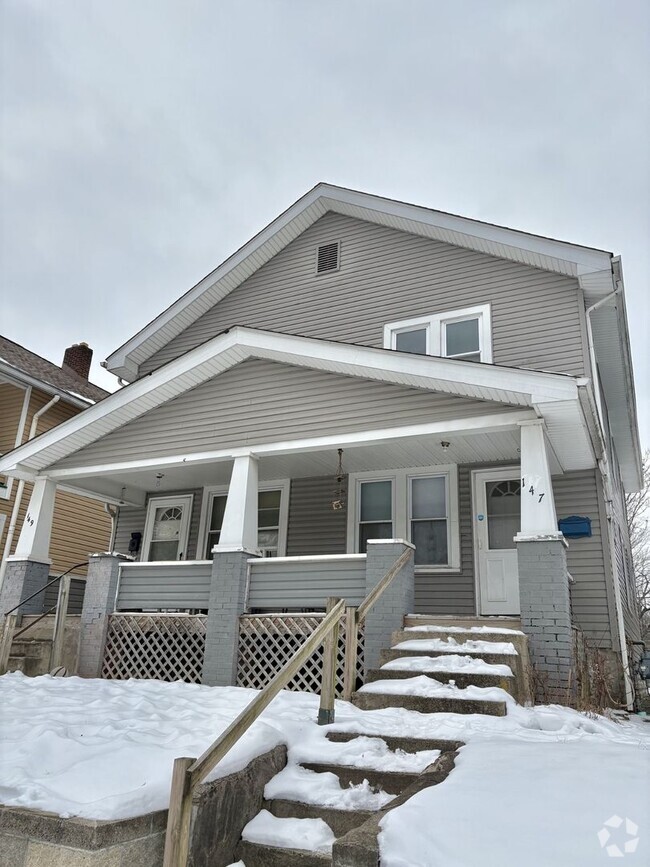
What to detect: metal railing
<box><xmin>0</xmin><ymin>561</ymin><xmax>88</xmax><ymax>674</ymax></box>
<box><xmin>162</xmin><ymin>545</ymin><xmax>413</xmax><ymax>867</ymax></box>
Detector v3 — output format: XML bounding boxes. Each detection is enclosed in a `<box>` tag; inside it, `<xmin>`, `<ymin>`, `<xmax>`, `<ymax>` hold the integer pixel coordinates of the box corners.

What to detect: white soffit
<box><xmin>0</xmin><ymin>327</ymin><xmax>588</xmax><ymax>477</ymax></box>
<box><xmin>105</xmin><ymin>183</ymin><xmax>613</xmax><ymax>379</ymax></box>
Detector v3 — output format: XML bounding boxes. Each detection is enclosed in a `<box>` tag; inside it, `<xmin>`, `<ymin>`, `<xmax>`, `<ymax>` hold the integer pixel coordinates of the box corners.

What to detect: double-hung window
<box><xmin>200</xmin><ymin>481</ymin><xmax>289</xmax><ymax>558</ymax></box>
<box><xmin>349</xmin><ymin>466</ymin><xmax>459</xmax><ymax>569</ymax></box>
<box><xmin>384</xmin><ymin>304</ymin><xmax>491</xmax><ymax>363</ymax></box>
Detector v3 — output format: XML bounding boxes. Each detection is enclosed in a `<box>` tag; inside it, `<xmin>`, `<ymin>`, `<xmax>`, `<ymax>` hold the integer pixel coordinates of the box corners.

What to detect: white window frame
<box><xmin>356</xmin><ymin>477</ymin><xmax>396</xmax><ymax>551</ymax></box>
<box><xmin>196</xmin><ymin>479</ymin><xmax>290</xmax><ymax>559</ymax></box>
<box><xmin>142</xmin><ymin>494</ymin><xmax>194</xmax><ymax>562</ymax></box>
<box><xmin>346</xmin><ymin>465</ymin><xmax>460</xmax><ymax>571</ymax></box>
<box><xmin>384</xmin><ymin>304</ymin><xmax>492</xmax><ymax>363</ymax></box>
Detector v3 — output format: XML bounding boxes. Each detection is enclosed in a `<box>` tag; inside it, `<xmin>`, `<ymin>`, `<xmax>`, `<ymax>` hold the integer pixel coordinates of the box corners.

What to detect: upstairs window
<box><xmin>384</xmin><ymin>304</ymin><xmax>492</xmax><ymax>363</ymax></box>
<box><xmin>316</xmin><ymin>241</ymin><xmax>340</xmax><ymax>274</ymax></box>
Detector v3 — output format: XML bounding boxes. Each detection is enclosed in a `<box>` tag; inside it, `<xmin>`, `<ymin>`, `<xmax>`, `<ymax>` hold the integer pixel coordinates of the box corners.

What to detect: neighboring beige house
<box><xmin>0</xmin><ymin>184</ymin><xmax>642</xmax><ymax>705</ymax></box>
<box><xmin>0</xmin><ymin>337</ymin><xmax>112</xmax><ymax>607</ymax></box>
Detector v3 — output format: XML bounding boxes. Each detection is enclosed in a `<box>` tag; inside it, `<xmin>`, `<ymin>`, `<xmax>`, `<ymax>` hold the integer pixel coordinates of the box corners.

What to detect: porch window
<box><xmin>349</xmin><ymin>466</ymin><xmax>460</xmax><ymax>569</ymax></box>
<box><xmin>384</xmin><ymin>304</ymin><xmax>492</xmax><ymax>363</ymax></box>
<box><xmin>202</xmin><ymin>483</ymin><xmax>288</xmax><ymax>558</ymax></box>
<box><xmin>358</xmin><ymin>479</ymin><xmax>393</xmax><ymax>552</ymax></box>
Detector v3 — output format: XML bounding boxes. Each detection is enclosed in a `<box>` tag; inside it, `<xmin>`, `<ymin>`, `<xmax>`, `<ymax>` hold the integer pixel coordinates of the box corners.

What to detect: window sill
<box><xmin>414</xmin><ymin>565</ymin><xmax>462</xmax><ymax>574</ymax></box>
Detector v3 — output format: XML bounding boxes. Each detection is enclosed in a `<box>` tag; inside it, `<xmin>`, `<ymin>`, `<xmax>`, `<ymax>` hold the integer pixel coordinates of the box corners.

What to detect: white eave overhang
<box><xmin>0</xmin><ymin>327</ymin><xmax>597</xmax><ymax>481</ymax></box>
<box><xmin>0</xmin><ymin>359</ymin><xmax>95</xmax><ymax>410</ymax></box>
<box><xmin>104</xmin><ymin>183</ymin><xmax>615</xmax><ymax>381</ymax></box>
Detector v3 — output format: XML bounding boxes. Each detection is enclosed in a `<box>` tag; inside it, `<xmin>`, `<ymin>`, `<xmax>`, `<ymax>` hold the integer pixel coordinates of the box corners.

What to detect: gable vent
<box><xmin>316</xmin><ymin>241</ymin><xmax>340</xmax><ymax>274</ymax></box>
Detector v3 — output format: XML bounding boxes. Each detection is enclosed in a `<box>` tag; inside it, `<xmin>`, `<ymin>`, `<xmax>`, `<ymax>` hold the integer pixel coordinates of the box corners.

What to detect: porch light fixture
<box><xmin>440</xmin><ymin>441</ymin><xmax>450</xmax><ymax>452</ymax></box>
<box><xmin>331</xmin><ymin>448</ymin><xmax>346</xmax><ymax>511</ymax></box>
<box><xmin>155</xmin><ymin>472</ymin><xmax>165</xmax><ymax>488</ymax></box>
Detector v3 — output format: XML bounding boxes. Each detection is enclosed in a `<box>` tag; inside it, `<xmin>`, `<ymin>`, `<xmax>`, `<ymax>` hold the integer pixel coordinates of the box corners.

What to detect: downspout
<box><xmin>0</xmin><ymin>395</ymin><xmax>61</xmax><ymax>592</ymax></box>
<box><xmin>105</xmin><ymin>503</ymin><xmax>119</xmax><ymax>551</ymax></box>
<box><xmin>585</xmin><ymin>281</ymin><xmax>634</xmax><ymax>707</ymax></box>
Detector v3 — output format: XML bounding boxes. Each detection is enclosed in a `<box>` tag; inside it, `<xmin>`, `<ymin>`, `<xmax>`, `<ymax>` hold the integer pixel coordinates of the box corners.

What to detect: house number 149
<box><xmin>521</xmin><ymin>476</ymin><xmax>545</xmax><ymax>503</ymax></box>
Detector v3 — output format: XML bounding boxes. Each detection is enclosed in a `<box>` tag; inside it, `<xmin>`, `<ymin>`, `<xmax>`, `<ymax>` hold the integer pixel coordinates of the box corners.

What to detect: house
<box><xmin>0</xmin><ymin>337</ymin><xmax>112</xmax><ymax>610</ymax></box>
<box><xmin>0</xmin><ymin>184</ymin><xmax>642</xmax><ymax>705</ymax></box>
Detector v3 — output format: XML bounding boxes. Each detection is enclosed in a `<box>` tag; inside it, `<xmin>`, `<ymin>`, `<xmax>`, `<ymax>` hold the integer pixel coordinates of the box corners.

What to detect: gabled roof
<box><xmin>0</xmin><ymin>335</ymin><xmax>108</xmax><ymax>405</ymax></box>
<box><xmin>0</xmin><ymin>327</ymin><xmax>596</xmax><ymax>483</ymax></box>
<box><xmin>104</xmin><ymin>183</ymin><xmax>616</xmax><ymax>381</ymax></box>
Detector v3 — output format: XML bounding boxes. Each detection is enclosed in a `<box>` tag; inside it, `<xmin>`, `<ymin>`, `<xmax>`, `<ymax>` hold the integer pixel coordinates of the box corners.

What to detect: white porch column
<box><xmin>13</xmin><ymin>477</ymin><xmax>57</xmax><ymax>562</ymax></box>
<box><xmin>515</xmin><ymin>419</ymin><xmax>560</xmax><ymax>540</ymax></box>
<box><xmin>216</xmin><ymin>455</ymin><xmax>259</xmax><ymax>552</ymax></box>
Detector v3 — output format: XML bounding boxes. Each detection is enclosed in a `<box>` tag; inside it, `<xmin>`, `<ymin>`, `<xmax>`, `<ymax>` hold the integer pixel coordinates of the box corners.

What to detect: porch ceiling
<box><xmin>57</xmin><ymin>425</ymin><xmax>548</xmax><ymax>504</ymax></box>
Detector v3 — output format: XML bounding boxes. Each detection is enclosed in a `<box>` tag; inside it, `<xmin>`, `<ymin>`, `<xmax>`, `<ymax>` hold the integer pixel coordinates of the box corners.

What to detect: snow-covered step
<box><xmin>238</xmin><ymin>811</ymin><xmax>332</xmax><ymax>866</ymax></box>
<box><xmin>380</xmin><ymin>653</ymin><xmax>514</xmax><ymax>677</ymax></box>
<box><xmin>404</xmin><ymin>614</ymin><xmax>522</xmax><ymax>631</ymax></box>
<box><xmin>366</xmin><ymin>664</ymin><xmax>515</xmax><ymax>695</ymax></box>
<box><xmin>326</xmin><ymin>730</ymin><xmax>465</xmax><ymax>754</ymax></box>
<box><xmin>353</xmin><ymin>676</ymin><xmax>509</xmax><ymax>716</ymax></box>
<box><xmin>266</xmin><ymin>798</ymin><xmax>375</xmax><ymax>838</ymax></box>
<box><xmin>298</xmin><ymin>760</ymin><xmax>425</xmax><ymax>795</ymax></box>
<box><xmin>380</xmin><ymin>639</ymin><xmax>519</xmax><ymax>670</ymax></box>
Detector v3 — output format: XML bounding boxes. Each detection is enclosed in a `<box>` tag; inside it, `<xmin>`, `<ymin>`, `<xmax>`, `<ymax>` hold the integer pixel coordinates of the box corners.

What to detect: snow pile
<box><xmin>379</xmin><ymin>739</ymin><xmax>650</xmax><ymax>867</ymax></box>
<box><xmin>242</xmin><ymin>809</ymin><xmax>335</xmax><ymax>854</ymax></box>
<box><xmin>404</xmin><ymin>624</ymin><xmax>524</xmax><ymax>635</ymax></box>
<box><xmin>394</xmin><ymin>636</ymin><xmax>518</xmax><ymax>655</ymax></box>
<box><xmin>265</xmin><ymin>763</ymin><xmax>394</xmax><ymax>811</ymax></box>
<box><xmin>359</xmin><ymin>675</ymin><xmax>511</xmax><ymax>703</ymax></box>
<box><xmin>380</xmin><ymin>654</ymin><xmax>513</xmax><ymax>677</ymax></box>
<box><xmin>288</xmin><ymin>733</ymin><xmax>440</xmax><ymax>773</ymax></box>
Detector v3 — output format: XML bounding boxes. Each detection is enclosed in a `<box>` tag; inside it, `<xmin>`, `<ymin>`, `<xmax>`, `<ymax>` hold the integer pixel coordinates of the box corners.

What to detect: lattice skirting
<box><xmin>102</xmin><ymin>613</ymin><xmax>207</xmax><ymax>683</ymax></box>
<box><xmin>237</xmin><ymin>613</ymin><xmax>365</xmax><ymax>695</ymax></box>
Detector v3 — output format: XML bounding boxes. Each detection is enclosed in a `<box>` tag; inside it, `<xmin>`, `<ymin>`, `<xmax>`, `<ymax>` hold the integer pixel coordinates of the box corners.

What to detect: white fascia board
<box><xmin>105</xmin><ymin>183</ymin><xmax>614</xmax><ymax>378</ymax></box>
<box><xmin>0</xmin><ymin>327</ymin><xmax>580</xmax><ymax>478</ymax></box>
<box><xmin>46</xmin><ymin>409</ymin><xmax>536</xmax><ymax>480</ymax></box>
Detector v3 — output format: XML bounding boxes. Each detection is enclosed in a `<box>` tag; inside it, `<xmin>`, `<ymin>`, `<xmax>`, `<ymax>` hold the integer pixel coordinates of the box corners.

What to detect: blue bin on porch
<box><xmin>558</xmin><ymin>515</ymin><xmax>592</xmax><ymax>538</ymax></box>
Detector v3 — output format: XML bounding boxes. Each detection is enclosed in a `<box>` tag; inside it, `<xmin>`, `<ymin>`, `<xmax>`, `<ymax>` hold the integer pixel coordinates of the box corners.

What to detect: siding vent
<box><xmin>316</xmin><ymin>242</ymin><xmax>340</xmax><ymax>274</ymax></box>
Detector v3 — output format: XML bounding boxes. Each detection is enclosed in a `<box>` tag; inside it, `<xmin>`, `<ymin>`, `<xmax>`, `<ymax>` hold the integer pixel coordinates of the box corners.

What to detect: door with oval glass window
<box><xmin>473</xmin><ymin>469</ymin><xmax>521</xmax><ymax>615</ymax></box>
<box><xmin>142</xmin><ymin>495</ymin><xmax>193</xmax><ymax>561</ymax></box>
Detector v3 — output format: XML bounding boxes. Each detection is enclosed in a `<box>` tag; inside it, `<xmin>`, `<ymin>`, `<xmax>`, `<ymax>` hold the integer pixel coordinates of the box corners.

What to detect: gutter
<box><xmin>0</xmin><ymin>395</ymin><xmax>61</xmax><ymax>591</ymax></box>
<box><xmin>0</xmin><ymin>361</ymin><xmax>95</xmax><ymax>410</ymax></box>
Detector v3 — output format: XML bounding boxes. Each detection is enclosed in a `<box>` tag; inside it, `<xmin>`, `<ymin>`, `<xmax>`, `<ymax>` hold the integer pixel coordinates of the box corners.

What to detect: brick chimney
<box><xmin>62</xmin><ymin>342</ymin><xmax>93</xmax><ymax>380</ymax></box>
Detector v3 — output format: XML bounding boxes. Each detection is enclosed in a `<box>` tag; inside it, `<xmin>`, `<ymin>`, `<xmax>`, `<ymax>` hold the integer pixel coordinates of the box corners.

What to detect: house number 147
<box><xmin>521</xmin><ymin>476</ymin><xmax>545</xmax><ymax>503</ymax></box>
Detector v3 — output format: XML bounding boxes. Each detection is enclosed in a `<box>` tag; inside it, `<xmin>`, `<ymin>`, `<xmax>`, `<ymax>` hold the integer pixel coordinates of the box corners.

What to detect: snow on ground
<box><xmin>242</xmin><ymin>809</ymin><xmax>335</xmax><ymax>854</ymax></box>
<box><xmin>394</xmin><ymin>637</ymin><xmax>518</xmax><ymax>654</ymax></box>
<box><xmin>380</xmin><ymin>654</ymin><xmax>513</xmax><ymax>677</ymax></box>
<box><xmin>404</xmin><ymin>624</ymin><xmax>524</xmax><ymax>635</ymax></box>
<box><xmin>2</xmin><ymin>671</ymin><xmax>650</xmax><ymax>866</ymax></box>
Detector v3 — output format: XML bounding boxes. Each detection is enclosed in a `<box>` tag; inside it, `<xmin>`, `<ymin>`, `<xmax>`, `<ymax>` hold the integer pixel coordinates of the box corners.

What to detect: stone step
<box><xmin>404</xmin><ymin>614</ymin><xmax>522</xmax><ymax>631</ymax></box>
<box><xmin>366</xmin><ymin>667</ymin><xmax>515</xmax><ymax>694</ymax></box>
<box><xmin>381</xmin><ymin>645</ymin><xmax>516</xmax><ymax>668</ymax></box>
<box><xmin>325</xmin><ymin>731</ymin><xmax>464</xmax><ymax>753</ymax></box>
<box><xmin>299</xmin><ymin>761</ymin><xmax>421</xmax><ymax>796</ymax></box>
<box><xmin>236</xmin><ymin>839</ymin><xmax>330</xmax><ymax>866</ymax></box>
<box><xmin>351</xmin><ymin>690</ymin><xmax>508</xmax><ymax>716</ymax></box>
<box><xmin>265</xmin><ymin>798</ymin><xmax>374</xmax><ymax>838</ymax></box>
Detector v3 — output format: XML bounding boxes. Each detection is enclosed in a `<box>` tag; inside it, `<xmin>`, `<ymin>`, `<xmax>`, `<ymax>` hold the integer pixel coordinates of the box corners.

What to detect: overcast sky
<box><xmin>1</xmin><ymin>0</ymin><xmax>648</xmax><ymax>446</ymax></box>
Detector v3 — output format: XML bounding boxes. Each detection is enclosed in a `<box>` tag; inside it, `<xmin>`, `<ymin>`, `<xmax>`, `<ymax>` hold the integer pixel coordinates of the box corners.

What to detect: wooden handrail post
<box><xmin>50</xmin><ymin>574</ymin><xmax>71</xmax><ymax>670</ymax></box>
<box><xmin>318</xmin><ymin>597</ymin><xmax>340</xmax><ymax>725</ymax></box>
<box><xmin>342</xmin><ymin>606</ymin><xmax>358</xmax><ymax>702</ymax></box>
<box><xmin>0</xmin><ymin>614</ymin><xmax>18</xmax><ymax>675</ymax></box>
<box><xmin>163</xmin><ymin>756</ymin><xmax>195</xmax><ymax>867</ymax></box>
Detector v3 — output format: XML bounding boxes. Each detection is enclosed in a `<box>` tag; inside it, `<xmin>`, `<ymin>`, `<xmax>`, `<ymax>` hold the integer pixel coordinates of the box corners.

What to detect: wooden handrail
<box><xmin>356</xmin><ymin>547</ymin><xmax>412</xmax><ymax>623</ymax></box>
<box><xmin>163</xmin><ymin>596</ymin><xmax>346</xmax><ymax>867</ymax></box>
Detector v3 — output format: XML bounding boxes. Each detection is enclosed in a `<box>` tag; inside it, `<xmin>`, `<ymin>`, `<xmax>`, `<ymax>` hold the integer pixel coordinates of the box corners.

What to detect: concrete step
<box><xmin>326</xmin><ymin>731</ymin><xmax>464</xmax><ymax>753</ymax></box>
<box><xmin>404</xmin><ymin>614</ymin><xmax>522</xmax><ymax>630</ymax></box>
<box><xmin>6</xmin><ymin>655</ymin><xmax>27</xmax><ymax>673</ymax></box>
<box><xmin>393</xmin><ymin>626</ymin><xmax>525</xmax><ymax>646</ymax></box>
<box><xmin>381</xmin><ymin>645</ymin><xmax>516</xmax><ymax>668</ymax></box>
<box><xmin>10</xmin><ymin>638</ymin><xmax>52</xmax><ymax>658</ymax></box>
<box><xmin>365</xmin><ymin>667</ymin><xmax>515</xmax><ymax>694</ymax></box>
<box><xmin>236</xmin><ymin>839</ymin><xmax>330</xmax><ymax>866</ymax></box>
<box><xmin>299</xmin><ymin>761</ymin><xmax>421</xmax><ymax>795</ymax></box>
<box><xmin>351</xmin><ymin>690</ymin><xmax>507</xmax><ymax>716</ymax></box>
<box><xmin>265</xmin><ymin>798</ymin><xmax>374</xmax><ymax>838</ymax></box>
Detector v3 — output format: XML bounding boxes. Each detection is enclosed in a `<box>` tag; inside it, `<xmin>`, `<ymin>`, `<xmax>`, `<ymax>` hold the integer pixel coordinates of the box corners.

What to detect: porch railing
<box><xmin>116</xmin><ymin>561</ymin><xmax>212</xmax><ymax>610</ymax></box>
<box><xmin>247</xmin><ymin>554</ymin><xmax>366</xmax><ymax>609</ymax></box>
<box><xmin>162</xmin><ymin>545</ymin><xmax>413</xmax><ymax>867</ymax></box>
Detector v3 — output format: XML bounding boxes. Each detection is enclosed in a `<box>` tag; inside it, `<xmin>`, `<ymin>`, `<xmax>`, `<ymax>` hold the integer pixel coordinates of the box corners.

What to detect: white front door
<box><xmin>142</xmin><ymin>495</ymin><xmax>193</xmax><ymax>561</ymax></box>
<box><xmin>473</xmin><ymin>469</ymin><xmax>521</xmax><ymax>615</ymax></box>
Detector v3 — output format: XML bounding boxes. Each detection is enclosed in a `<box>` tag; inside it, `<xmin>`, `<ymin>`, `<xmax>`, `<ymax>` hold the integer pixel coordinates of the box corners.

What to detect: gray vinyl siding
<box><xmin>248</xmin><ymin>557</ymin><xmax>366</xmax><ymax>610</ymax></box>
<box><xmin>141</xmin><ymin>212</ymin><xmax>586</xmax><ymax>378</ymax></box>
<box><xmin>554</xmin><ymin>470</ymin><xmax>613</xmax><ymax>648</ymax></box>
<box><xmin>113</xmin><ymin>489</ymin><xmax>203</xmax><ymax>561</ymax></box>
<box><xmin>52</xmin><ymin>360</ymin><xmax>508</xmax><ymax>469</ymax></box>
<box><xmin>116</xmin><ymin>561</ymin><xmax>212</xmax><ymax>610</ymax></box>
<box><xmin>286</xmin><ymin>476</ymin><xmax>348</xmax><ymax>556</ymax></box>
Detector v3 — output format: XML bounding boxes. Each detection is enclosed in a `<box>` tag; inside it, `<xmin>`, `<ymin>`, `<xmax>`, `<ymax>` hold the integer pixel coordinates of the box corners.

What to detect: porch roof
<box><xmin>0</xmin><ymin>327</ymin><xmax>598</xmax><ymax>494</ymax></box>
